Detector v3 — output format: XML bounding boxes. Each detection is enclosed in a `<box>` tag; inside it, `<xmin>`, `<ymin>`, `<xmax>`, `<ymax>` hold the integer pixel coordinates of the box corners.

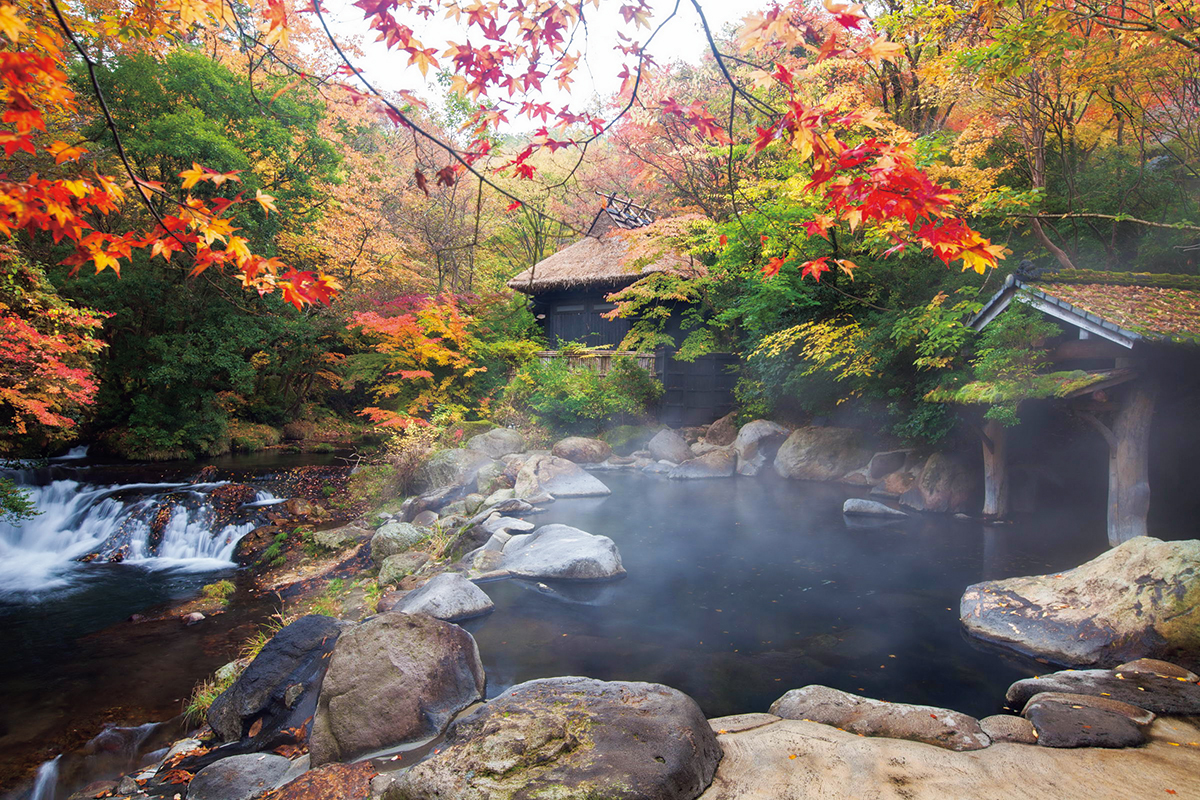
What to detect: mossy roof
<box><xmin>926</xmin><ymin>369</ymin><xmax>1130</xmax><ymax>405</ymax></box>
<box><xmin>1029</xmin><ymin>280</ymin><xmax>1200</xmax><ymax>343</ymax></box>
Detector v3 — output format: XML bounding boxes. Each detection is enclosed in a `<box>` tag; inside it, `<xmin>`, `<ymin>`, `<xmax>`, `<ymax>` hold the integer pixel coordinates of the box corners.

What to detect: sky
<box><xmin>321</xmin><ymin>0</ymin><xmax>752</xmax><ymax>124</ymax></box>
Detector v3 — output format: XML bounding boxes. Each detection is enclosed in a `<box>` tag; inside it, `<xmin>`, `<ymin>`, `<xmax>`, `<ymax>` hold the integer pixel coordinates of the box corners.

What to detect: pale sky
<box><xmin>322</xmin><ymin>0</ymin><xmax>752</xmax><ymax>124</ymax></box>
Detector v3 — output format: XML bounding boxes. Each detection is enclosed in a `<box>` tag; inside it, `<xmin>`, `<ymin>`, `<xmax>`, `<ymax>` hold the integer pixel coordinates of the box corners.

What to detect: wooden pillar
<box><xmin>1108</xmin><ymin>381</ymin><xmax>1157</xmax><ymax>546</ymax></box>
<box><xmin>981</xmin><ymin>419</ymin><xmax>1009</xmax><ymax>518</ymax></box>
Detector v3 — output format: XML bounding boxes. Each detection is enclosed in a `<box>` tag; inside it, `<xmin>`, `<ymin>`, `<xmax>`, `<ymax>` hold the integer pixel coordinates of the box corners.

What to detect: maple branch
<box><xmin>45</xmin><ymin>0</ymin><xmax>194</xmax><ymax>257</ymax></box>
<box><xmin>688</xmin><ymin>0</ymin><xmax>777</xmax><ymax>117</ymax></box>
<box><xmin>1022</xmin><ymin>213</ymin><xmax>1200</xmax><ymax>234</ymax></box>
<box><xmin>310</xmin><ymin>2</ymin><xmax>583</xmax><ymax>238</ymax></box>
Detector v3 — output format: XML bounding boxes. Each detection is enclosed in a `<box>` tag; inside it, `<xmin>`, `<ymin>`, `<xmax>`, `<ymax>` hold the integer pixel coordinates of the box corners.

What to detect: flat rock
<box><xmin>384</xmin><ymin>677</ymin><xmax>721</xmax><ymax>800</ymax></box>
<box><xmin>308</xmin><ymin>613</ymin><xmax>485</xmax><ymax>766</ymax></box>
<box><xmin>648</xmin><ymin>428</ymin><xmax>693</xmax><ymax>464</ymax></box>
<box><xmin>773</xmin><ymin>427</ymin><xmax>871</xmax><ymax>482</ymax></box>
<box><xmin>378</xmin><ymin>551</ymin><xmax>430</xmax><ymax>586</ymax></box>
<box><xmin>843</xmin><ymin>498</ymin><xmax>908</xmax><ymax>518</ymax></box>
<box><xmin>411</xmin><ymin>510</ymin><xmax>438</xmax><ymax>528</ymax></box>
<box><xmin>769</xmin><ymin>685</ymin><xmax>989</xmax><ymax>751</ymax></box>
<box><xmin>1116</xmin><ymin>658</ymin><xmax>1200</xmax><ymax>683</ymax></box>
<box><xmin>733</xmin><ymin>420</ymin><xmax>788</xmax><ymax>476</ymax></box>
<box><xmin>1021</xmin><ymin>692</ymin><xmax>1155</xmax><ymax>726</ymax></box>
<box><xmin>466</xmin><ymin>428</ymin><xmax>525</xmax><ymax>459</ymax></box>
<box><xmin>979</xmin><ymin>714</ymin><xmax>1037</xmax><ymax>744</ymax></box>
<box><xmin>669</xmin><ymin>449</ymin><xmax>735</xmax><ymax>479</ymax></box>
<box><xmin>1024</xmin><ymin>695</ymin><xmax>1146</xmax><ymax>748</ymax></box>
<box><xmin>498</xmin><ymin>524</ymin><xmax>625</xmax><ymax>581</ymax></box>
<box><xmin>1006</xmin><ymin>668</ymin><xmax>1200</xmax><ymax>715</ymax></box>
<box><xmin>312</xmin><ymin>525</ymin><xmax>367</xmax><ymax>551</ymax></box>
<box><xmin>961</xmin><ymin>537</ymin><xmax>1200</xmax><ymax>667</ymax></box>
<box><xmin>513</xmin><ymin>454</ymin><xmax>611</xmax><ymax>499</ymax></box>
<box><xmin>551</xmin><ymin>436</ymin><xmax>612</xmax><ymax>463</ymax></box>
<box><xmin>207</xmin><ymin>615</ymin><xmax>345</xmax><ymax>749</ymax></box>
<box><xmin>259</xmin><ymin>762</ymin><xmax>377</xmax><ymax>800</ymax></box>
<box><xmin>391</xmin><ymin>573</ymin><xmax>494</xmax><ymax>622</ymax></box>
<box><xmin>188</xmin><ymin>754</ymin><xmax>293</xmax><ymax>800</ymax></box>
<box><xmin>370</xmin><ymin>522</ymin><xmax>426</xmax><ymax>565</ymax></box>
<box><xmin>698</xmin><ymin>716</ymin><xmax>1200</xmax><ymax>799</ymax></box>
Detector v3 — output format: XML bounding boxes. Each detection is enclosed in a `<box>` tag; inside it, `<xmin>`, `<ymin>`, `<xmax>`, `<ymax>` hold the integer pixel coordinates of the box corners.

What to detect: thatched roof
<box><xmin>507</xmin><ymin>211</ymin><xmax>701</xmax><ymax>295</ymax></box>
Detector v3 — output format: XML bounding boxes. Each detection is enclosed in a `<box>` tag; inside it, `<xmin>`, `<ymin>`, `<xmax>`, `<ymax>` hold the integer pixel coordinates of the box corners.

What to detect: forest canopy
<box><xmin>2</xmin><ymin>0</ymin><xmax>1198</xmax><ymax>459</ymax></box>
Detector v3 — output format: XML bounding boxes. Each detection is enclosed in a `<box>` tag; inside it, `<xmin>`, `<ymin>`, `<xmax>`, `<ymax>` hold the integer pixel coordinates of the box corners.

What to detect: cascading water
<box><xmin>0</xmin><ymin>474</ymin><xmax>276</xmax><ymax>596</ymax></box>
<box><xmin>28</xmin><ymin>755</ymin><xmax>60</xmax><ymax>800</ymax></box>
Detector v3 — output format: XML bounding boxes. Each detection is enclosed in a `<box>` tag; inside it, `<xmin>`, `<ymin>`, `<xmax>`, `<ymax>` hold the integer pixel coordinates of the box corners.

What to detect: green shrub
<box><xmin>201</xmin><ymin>579</ymin><xmax>236</xmax><ymax>603</ymax></box>
<box><xmin>229</xmin><ymin>421</ymin><xmax>282</xmax><ymax>453</ymax></box>
<box><xmin>505</xmin><ymin>355</ymin><xmax>662</xmax><ymax>434</ymax></box>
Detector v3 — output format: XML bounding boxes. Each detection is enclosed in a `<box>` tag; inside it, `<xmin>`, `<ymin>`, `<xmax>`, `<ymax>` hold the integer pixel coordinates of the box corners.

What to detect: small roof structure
<box><xmin>507</xmin><ymin>203</ymin><xmax>700</xmax><ymax>295</ymax></box>
<box><xmin>970</xmin><ymin>270</ymin><xmax>1200</xmax><ymax>347</ymax></box>
<box><xmin>926</xmin><ymin>368</ymin><xmax>1136</xmax><ymax>406</ymax></box>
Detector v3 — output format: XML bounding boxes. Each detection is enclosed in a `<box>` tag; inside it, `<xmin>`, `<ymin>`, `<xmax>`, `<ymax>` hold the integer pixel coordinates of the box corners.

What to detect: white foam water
<box><xmin>0</xmin><ymin>478</ymin><xmax>274</xmax><ymax>595</ymax></box>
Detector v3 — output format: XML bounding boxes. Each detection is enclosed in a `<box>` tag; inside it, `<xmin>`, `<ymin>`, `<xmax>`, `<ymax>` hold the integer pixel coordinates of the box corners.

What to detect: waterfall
<box><xmin>29</xmin><ymin>755</ymin><xmax>59</xmax><ymax>800</ymax></box>
<box><xmin>0</xmin><ymin>477</ymin><xmax>275</xmax><ymax>595</ymax></box>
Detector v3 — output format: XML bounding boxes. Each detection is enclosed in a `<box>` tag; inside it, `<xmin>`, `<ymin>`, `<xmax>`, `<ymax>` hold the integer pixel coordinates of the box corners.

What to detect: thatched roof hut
<box><xmin>506</xmin><ymin>207</ymin><xmax>701</xmax><ymax>295</ymax></box>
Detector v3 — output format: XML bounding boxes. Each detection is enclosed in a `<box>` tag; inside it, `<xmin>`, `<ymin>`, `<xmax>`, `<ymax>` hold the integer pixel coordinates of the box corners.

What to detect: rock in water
<box><xmin>732</xmin><ymin>420</ymin><xmax>788</xmax><ymax>476</ymax></box>
<box><xmin>669</xmin><ymin>449</ymin><xmax>735</xmax><ymax>479</ymax></box>
<box><xmin>309</xmin><ymin>613</ymin><xmax>485</xmax><ymax>766</ymax></box>
<box><xmin>551</xmin><ymin>436</ymin><xmax>613</xmax><ymax>464</ymax></box>
<box><xmin>391</xmin><ymin>573</ymin><xmax>494</xmax><ymax>622</ymax></box>
<box><xmin>188</xmin><ymin>754</ymin><xmax>293</xmax><ymax>800</ymax></box>
<box><xmin>498</xmin><ymin>524</ymin><xmax>625</xmax><ymax>581</ymax></box>
<box><xmin>961</xmin><ymin>537</ymin><xmax>1200</xmax><ymax>667</ymax></box>
<box><xmin>208</xmin><ymin>615</ymin><xmax>345</xmax><ymax>747</ymax></box>
<box><xmin>648</xmin><ymin>429</ymin><xmax>694</xmax><ymax>464</ymax></box>
<box><xmin>1006</xmin><ymin>668</ymin><xmax>1200</xmax><ymax>716</ymax></box>
<box><xmin>773</xmin><ymin>427</ymin><xmax>871</xmax><ymax>482</ymax></box>
<box><xmin>369</xmin><ymin>522</ymin><xmax>425</xmax><ymax>565</ymax></box>
<box><xmin>899</xmin><ymin>452</ymin><xmax>975</xmax><ymax>513</ymax></box>
<box><xmin>383</xmin><ymin>677</ymin><xmax>721</xmax><ymax>800</ymax></box>
<box><xmin>466</xmin><ymin>428</ymin><xmax>526</xmax><ymax>459</ymax></box>
<box><xmin>414</xmin><ymin>449</ymin><xmax>497</xmax><ymax>493</ymax></box>
<box><xmin>769</xmin><ymin>685</ymin><xmax>990</xmax><ymax>751</ymax></box>
<box><xmin>842</xmin><ymin>498</ymin><xmax>908</xmax><ymax>518</ymax></box>
<box><xmin>513</xmin><ymin>455</ymin><xmax>611</xmax><ymax>499</ymax></box>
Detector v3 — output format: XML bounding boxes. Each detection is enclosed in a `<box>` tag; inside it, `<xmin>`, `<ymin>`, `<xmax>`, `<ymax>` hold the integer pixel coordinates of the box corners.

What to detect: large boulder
<box><xmin>311</xmin><ymin>525</ymin><xmax>368</xmax><ymax>552</ymax></box>
<box><xmin>1023</xmin><ymin>694</ymin><xmax>1147</xmax><ymax>748</ymax></box>
<box><xmin>900</xmin><ymin>452</ymin><xmax>975</xmax><ymax>513</ymax></box>
<box><xmin>961</xmin><ymin>537</ymin><xmax>1200</xmax><ymax>668</ymax></box>
<box><xmin>648</xmin><ymin>429</ymin><xmax>694</xmax><ymax>464</ymax></box>
<box><xmin>705</xmin><ymin>411</ymin><xmax>739</xmax><ymax>447</ymax></box>
<box><xmin>773</xmin><ymin>427</ymin><xmax>871</xmax><ymax>482</ymax></box>
<box><xmin>258</xmin><ymin>762</ymin><xmax>377</xmax><ymax>800</ymax></box>
<box><xmin>732</xmin><ymin>420</ymin><xmax>789</xmax><ymax>476</ymax></box>
<box><xmin>188</xmin><ymin>754</ymin><xmax>293</xmax><ymax>800</ymax></box>
<box><xmin>383</xmin><ymin>677</ymin><xmax>721</xmax><ymax>800</ymax></box>
<box><xmin>369</xmin><ymin>522</ymin><xmax>425</xmax><ymax>565</ymax></box>
<box><xmin>466</xmin><ymin>428</ymin><xmax>526</xmax><ymax>459</ymax></box>
<box><xmin>309</xmin><ymin>613</ymin><xmax>485</xmax><ymax>766</ymax></box>
<box><xmin>551</xmin><ymin>436</ymin><xmax>613</xmax><ymax>464</ymax></box>
<box><xmin>669</xmin><ymin>449</ymin><xmax>736</xmax><ymax>480</ymax></box>
<box><xmin>391</xmin><ymin>573</ymin><xmax>494</xmax><ymax>622</ymax></box>
<box><xmin>414</xmin><ymin>449</ymin><xmax>497</xmax><ymax>493</ymax></box>
<box><xmin>207</xmin><ymin>615</ymin><xmax>345</xmax><ymax>748</ymax></box>
<box><xmin>769</xmin><ymin>685</ymin><xmax>989</xmax><ymax>751</ymax></box>
<box><xmin>513</xmin><ymin>455</ymin><xmax>611</xmax><ymax>499</ymax></box>
<box><xmin>497</xmin><ymin>524</ymin><xmax>625</xmax><ymax>581</ymax></box>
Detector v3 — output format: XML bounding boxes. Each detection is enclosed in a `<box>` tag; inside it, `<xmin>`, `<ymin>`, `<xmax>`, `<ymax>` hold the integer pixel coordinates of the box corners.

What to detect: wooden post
<box><xmin>981</xmin><ymin>418</ymin><xmax>1009</xmax><ymax>518</ymax></box>
<box><xmin>1108</xmin><ymin>381</ymin><xmax>1157</xmax><ymax>546</ymax></box>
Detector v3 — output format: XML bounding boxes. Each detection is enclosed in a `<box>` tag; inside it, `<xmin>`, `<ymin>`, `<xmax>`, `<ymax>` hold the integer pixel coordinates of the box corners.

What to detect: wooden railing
<box><xmin>535</xmin><ymin>350</ymin><xmax>656</xmax><ymax>377</ymax></box>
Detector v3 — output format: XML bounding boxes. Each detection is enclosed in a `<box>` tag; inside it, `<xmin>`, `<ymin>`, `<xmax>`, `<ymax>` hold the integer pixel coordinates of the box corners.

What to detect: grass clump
<box><xmin>200</xmin><ymin>579</ymin><xmax>236</xmax><ymax>604</ymax></box>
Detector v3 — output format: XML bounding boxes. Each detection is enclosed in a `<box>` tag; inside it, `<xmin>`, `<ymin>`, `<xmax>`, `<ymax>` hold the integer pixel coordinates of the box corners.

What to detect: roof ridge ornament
<box><xmin>594</xmin><ymin>191</ymin><xmax>656</xmax><ymax>230</ymax></box>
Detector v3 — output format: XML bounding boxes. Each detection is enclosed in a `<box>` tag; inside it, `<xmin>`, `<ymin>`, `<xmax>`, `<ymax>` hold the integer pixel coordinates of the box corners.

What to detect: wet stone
<box><xmin>1020</xmin><ymin>692</ymin><xmax>1155</xmax><ymax>726</ymax></box>
<box><xmin>1006</xmin><ymin>668</ymin><xmax>1200</xmax><ymax>716</ymax></box>
<box><xmin>1024</xmin><ymin>696</ymin><xmax>1146</xmax><ymax>748</ymax></box>
<box><xmin>1115</xmin><ymin>658</ymin><xmax>1200</xmax><ymax>683</ymax></box>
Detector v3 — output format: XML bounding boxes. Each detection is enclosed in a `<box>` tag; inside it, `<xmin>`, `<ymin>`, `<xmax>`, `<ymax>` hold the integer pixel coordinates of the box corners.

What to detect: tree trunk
<box><xmin>981</xmin><ymin>419</ymin><xmax>1009</xmax><ymax>518</ymax></box>
<box><xmin>1107</xmin><ymin>381</ymin><xmax>1157</xmax><ymax>546</ymax></box>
